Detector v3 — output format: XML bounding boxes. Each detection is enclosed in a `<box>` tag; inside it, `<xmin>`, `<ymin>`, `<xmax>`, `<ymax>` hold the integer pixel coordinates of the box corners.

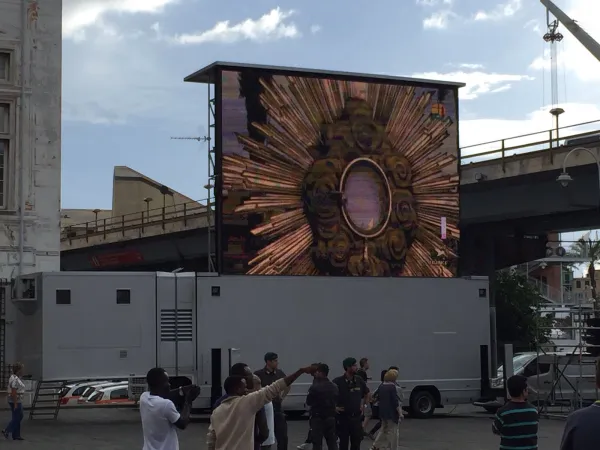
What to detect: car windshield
<box><xmin>496</xmin><ymin>354</ymin><xmax>534</xmax><ymax>377</ymax></box>
<box><xmin>89</xmin><ymin>391</ymin><xmax>103</xmax><ymax>402</ymax></box>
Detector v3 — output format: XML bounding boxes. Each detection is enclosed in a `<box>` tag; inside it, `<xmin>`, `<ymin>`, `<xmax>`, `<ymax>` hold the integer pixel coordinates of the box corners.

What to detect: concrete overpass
<box><xmin>61</xmin><ymin>120</ymin><xmax>600</xmax><ymax>273</ymax></box>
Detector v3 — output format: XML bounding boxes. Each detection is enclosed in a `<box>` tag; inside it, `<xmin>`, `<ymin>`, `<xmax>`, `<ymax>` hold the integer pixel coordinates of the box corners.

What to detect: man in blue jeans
<box><xmin>2</xmin><ymin>362</ymin><xmax>26</xmax><ymax>441</ymax></box>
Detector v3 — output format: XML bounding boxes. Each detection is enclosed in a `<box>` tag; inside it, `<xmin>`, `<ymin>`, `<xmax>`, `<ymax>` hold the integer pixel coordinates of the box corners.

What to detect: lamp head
<box><xmin>556</xmin><ymin>172</ymin><xmax>573</xmax><ymax>188</ymax></box>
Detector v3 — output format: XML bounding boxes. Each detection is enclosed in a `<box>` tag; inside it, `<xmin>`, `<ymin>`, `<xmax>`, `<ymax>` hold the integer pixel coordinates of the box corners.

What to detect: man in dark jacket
<box><xmin>333</xmin><ymin>357</ymin><xmax>370</xmax><ymax>450</ymax></box>
<box><xmin>255</xmin><ymin>352</ymin><xmax>289</xmax><ymax>450</ymax></box>
<box><xmin>306</xmin><ymin>363</ymin><xmax>339</xmax><ymax>450</ymax></box>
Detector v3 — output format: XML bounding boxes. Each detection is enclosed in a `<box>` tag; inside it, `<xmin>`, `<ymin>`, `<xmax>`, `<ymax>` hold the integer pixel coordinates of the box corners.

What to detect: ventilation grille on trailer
<box><xmin>160</xmin><ymin>309</ymin><xmax>193</xmax><ymax>342</ymax></box>
<box><xmin>129</xmin><ymin>377</ymin><xmax>147</xmax><ymax>399</ymax></box>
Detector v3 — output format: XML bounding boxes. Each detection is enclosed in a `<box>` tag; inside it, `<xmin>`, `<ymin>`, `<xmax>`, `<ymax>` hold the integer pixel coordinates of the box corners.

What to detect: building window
<box><xmin>576</xmin><ymin>280</ymin><xmax>581</xmax><ymax>289</ymax></box>
<box><xmin>585</xmin><ymin>280</ymin><xmax>590</xmax><ymax>287</ymax></box>
<box><xmin>116</xmin><ymin>289</ymin><xmax>131</xmax><ymax>304</ymax></box>
<box><xmin>0</xmin><ymin>52</ymin><xmax>9</xmax><ymax>81</ymax></box>
<box><xmin>56</xmin><ymin>289</ymin><xmax>71</xmax><ymax>305</ymax></box>
<box><xmin>0</xmin><ymin>101</ymin><xmax>9</xmax><ymax>209</ymax></box>
<box><xmin>0</xmin><ymin>103</ymin><xmax>8</xmax><ymax>134</ymax></box>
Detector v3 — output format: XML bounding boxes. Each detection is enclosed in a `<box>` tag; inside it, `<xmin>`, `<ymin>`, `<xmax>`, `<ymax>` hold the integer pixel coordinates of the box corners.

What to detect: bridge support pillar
<box><xmin>460</xmin><ymin>227</ymin><xmax>497</xmax><ymax>371</ymax></box>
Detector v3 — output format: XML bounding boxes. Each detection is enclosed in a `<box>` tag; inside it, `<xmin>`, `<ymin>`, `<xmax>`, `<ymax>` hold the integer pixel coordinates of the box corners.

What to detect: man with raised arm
<box><xmin>208</xmin><ymin>365</ymin><xmax>316</xmax><ymax>450</ymax></box>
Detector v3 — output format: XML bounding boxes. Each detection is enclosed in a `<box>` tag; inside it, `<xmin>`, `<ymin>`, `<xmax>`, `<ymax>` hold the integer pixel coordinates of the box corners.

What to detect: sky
<box><xmin>60</xmin><ymin>0</ymin><xmax>600</xmax><ymax>209</ymax></box>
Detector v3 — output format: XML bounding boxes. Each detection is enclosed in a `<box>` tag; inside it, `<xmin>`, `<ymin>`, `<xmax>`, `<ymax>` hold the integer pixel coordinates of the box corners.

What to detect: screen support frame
<box><xmin>206</xmin><ymin>80</ymin><xmax>217</xmax><ymax>273</ymax></box>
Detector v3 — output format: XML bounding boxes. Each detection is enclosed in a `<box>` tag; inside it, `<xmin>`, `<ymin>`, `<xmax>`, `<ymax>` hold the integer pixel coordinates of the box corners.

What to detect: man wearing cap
<box><xmin>332</xmin><ymin>358</ymin><xmax>370</xmax><ymax>450</ymax></box>
<box><xmin>255</xmin><ymin>352</ymin><xmax>289</xmax><ymax>450</ymax></box>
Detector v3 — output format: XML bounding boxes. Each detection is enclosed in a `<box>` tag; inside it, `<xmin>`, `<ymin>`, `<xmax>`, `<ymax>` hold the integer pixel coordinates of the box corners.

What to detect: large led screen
<box><xmin>220</xmin><ymin>69</ymin><xmax>460</xmax><ymax>277</ymax></box>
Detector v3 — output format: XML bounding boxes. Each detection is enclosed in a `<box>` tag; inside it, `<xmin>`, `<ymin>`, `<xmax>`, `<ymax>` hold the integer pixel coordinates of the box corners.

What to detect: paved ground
<box><xmin>0</xmin><ymin>406</ymin><xmax>566</xmax><ymax>449</ymax></box>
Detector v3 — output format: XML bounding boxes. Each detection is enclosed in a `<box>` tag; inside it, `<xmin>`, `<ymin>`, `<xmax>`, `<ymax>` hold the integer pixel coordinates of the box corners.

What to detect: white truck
<box><xmin>11</xmin><ymin>271</ymin><xmax>491</xmax><ymax>418</ymax></box>
<box><xmin>475</xmin><ymin>351</ymin><xmax>599</xmax><ymax>413</ymax></box>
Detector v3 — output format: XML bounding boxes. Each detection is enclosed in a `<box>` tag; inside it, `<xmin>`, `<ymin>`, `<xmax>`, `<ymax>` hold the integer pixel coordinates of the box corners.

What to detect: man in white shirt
<box><xmin>140</xmin><ymin>367</ymin><xmax>199</xmax><ymax>450</ymax></box>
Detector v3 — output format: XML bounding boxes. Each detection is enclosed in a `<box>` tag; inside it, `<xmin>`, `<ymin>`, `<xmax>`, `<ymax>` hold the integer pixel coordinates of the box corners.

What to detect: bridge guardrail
<box><xmin>61</xmin><ymin>199</ymin><xmax>212</xmax><ymax>244</ymax></box>
<box><xmin>460</xmin><ymin>118</ymin><xmax>600</xmax><ymax>170</ymax></box>
<box><xmin>61</xmin><ymin>120</ymin><xmax>600</xmax><ymax>245</ymax></box>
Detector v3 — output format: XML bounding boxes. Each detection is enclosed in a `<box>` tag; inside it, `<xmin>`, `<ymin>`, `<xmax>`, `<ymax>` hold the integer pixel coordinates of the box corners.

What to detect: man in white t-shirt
<box><xmin>140</xmin><ymin>367</ymin><xmax>199</xmax><ymax>450</ymax></box>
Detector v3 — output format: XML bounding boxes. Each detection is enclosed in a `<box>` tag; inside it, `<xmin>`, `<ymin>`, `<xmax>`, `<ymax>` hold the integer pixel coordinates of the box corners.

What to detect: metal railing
<box><xmin>528</xmin><ymin>276</ymin><xmax>570</xmax><ymax>304</ymax></box>
<box><xmin>460</xmin><ymin>119</ymin><xmax>600</xmax><ymax>170</ymax></box>
<box><xmin>61</xmin><ymin>199</ymin><xmax>212</xmax><ymax>243</ymax></box>
<box><xmin>1</xmin><ymin>364</ymin><xmax>13</xmax><ymax>390</ymax></box>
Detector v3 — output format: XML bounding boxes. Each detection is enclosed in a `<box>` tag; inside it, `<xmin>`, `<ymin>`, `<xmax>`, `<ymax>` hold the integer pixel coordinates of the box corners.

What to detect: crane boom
<box><xmin>540</xmin><ymin>0</ymin><xmax>600</xmax><ymax>63</ymax></box>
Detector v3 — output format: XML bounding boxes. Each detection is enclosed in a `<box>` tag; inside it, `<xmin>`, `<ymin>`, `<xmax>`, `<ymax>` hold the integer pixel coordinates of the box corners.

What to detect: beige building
<box><xmin>61</xmin><ymin>166</ymin><xmax>201</xmax><ymax>233</ymax></box>
<box><xmin>571</xmin><ymin>274</ymin><xmax>600</xmax><ymax>304</ymax></box>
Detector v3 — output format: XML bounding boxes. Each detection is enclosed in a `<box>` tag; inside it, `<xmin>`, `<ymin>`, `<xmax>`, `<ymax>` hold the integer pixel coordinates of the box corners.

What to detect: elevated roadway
<box><xmin>61</xmin><ymin>120</ymin><xmax>600</xmax><ymax>272</ymax></box>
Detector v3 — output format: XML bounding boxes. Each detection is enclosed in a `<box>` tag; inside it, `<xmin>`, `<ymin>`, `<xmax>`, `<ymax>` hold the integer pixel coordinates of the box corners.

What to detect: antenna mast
<box><xmin>170</xmin><ymin>136</ymin><xmax>210</xmax><ymax>142</ymax></box>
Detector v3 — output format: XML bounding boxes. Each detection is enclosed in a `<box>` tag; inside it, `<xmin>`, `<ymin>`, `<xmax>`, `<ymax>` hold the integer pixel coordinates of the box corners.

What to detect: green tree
<box><xmin>569</xmin><ymin>238</ymin><xmax>600</xmax><ymax>311</ymax></box>
<box><xmin>494</xmin><ymin>270</ymin><xmax>551</xmax><ymax>349</ymax></box>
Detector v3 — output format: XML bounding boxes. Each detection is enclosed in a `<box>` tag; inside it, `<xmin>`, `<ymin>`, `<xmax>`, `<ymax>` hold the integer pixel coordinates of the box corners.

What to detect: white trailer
<box><xmin>12</xmin><ymin>272</ymin><xmax>490</xmax><ymax>418</ymax></box>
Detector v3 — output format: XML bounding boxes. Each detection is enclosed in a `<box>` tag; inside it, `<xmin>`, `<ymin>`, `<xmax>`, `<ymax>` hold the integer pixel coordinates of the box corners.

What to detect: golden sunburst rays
<box><xmin>222</xmin><ymin>74</ymin><xmax>460</xmax><ymax>276</ymax></box>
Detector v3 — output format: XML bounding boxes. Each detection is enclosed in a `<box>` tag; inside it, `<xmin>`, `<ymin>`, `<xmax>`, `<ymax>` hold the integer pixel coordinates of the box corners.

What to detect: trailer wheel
<box><xmin>409</xmin><ymin>390</ymin><xmax>436</xmax><ymax>419</ymax></box>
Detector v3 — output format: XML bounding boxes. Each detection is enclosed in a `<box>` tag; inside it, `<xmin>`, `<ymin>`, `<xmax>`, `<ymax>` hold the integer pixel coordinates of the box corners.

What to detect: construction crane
<box><xmin>540</xmin><ymin>0</ymin><xmax>600</xmax><ymax>63</ymax></box>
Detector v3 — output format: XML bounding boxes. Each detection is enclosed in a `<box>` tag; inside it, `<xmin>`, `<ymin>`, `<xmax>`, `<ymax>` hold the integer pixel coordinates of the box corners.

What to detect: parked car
<box><xmin>77</xmin><ymin>381</ymin><xmax>128</xmax><ymax>404</ymax></box>
<box><xmin>87</xmin><ymin>384</ymin><xmax>132</xmax><ymax>405</ymax></box>
<box><xmin>60</xmin><ymin>381</ymin><xmax>106</xmax><ymax>406</ymax></box>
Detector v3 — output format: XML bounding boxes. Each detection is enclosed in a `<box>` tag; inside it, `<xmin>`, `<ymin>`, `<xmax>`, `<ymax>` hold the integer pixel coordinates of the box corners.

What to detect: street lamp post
<box><xmin>143</xmin><ymin>197</ymin><xmax>152</xmax><ymax>223</ymax></box>
<box><xmin>92</xmin><ymin>209</ymin><xmax>101</xmax><ymax>231</ymax></box>
<box><xmin>556</xmin><ymin>147</ymin><xmax>600</xmax><ymax>194</ymax></box>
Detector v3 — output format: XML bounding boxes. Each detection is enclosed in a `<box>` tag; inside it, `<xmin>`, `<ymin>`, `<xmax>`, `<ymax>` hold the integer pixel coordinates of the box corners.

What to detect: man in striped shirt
<box><xmin>492</xmin><ymin>375</ymin><xmax>539</xmax><ymax>450</ymax></box>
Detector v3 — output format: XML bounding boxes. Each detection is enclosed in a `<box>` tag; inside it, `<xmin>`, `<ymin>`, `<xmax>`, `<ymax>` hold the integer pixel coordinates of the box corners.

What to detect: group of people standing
<box><xmin>208</xmin><ymin>354</ymin><xmax>404</xmax><ymax>450</ymax></box>
<box><xmin>139</xmin><ymin>353</ymin><xmax>404</xmax><ymax>450</ymax></box>
<box><xmin>297</xmin><ymin>357</ymin><xmax>404</xmax><ymax>450</ymax></box>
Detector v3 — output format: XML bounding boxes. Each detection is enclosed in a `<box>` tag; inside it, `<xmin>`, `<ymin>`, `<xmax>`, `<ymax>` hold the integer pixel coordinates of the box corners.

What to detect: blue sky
<box><xmin>61</xmin><ymin>0</ymin><xmax>600</xmax><ymax>209</ymax></box>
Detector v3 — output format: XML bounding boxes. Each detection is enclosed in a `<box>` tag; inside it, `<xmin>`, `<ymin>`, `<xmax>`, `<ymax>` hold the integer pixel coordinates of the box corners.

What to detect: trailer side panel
<box><xmin>39</xmin><ymin>272</ymin><xmax>158</xmax><ymax>380</ymax></box>
<box><xmin>196</xmin><ymin>275</ymin><xmax>490</xmax><ymax>409</ymax></box>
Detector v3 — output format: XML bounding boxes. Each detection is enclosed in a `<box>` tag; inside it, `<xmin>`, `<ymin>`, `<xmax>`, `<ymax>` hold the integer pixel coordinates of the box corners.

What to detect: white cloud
<box><xmin>310</xmin><ymin>25</ymin><xmax>322</xmax><ymax>34</ymax></box>
<box><xmin>458</xmin><ymin>63</ymin><xmax>484</xmax><ymax>69</ymax></box>
<box><xmin>524</xmin><ymin>19</ymin><xmax>542</xmax><ymax>34</ymax></box>
<box><xmin>473</xmin><ymin>0</ymin><xmax>522</xmax><ymax>21</ymax></box>
<box><xmin>412</xmin><ymin>70</ymin><xmax>534</xmax><ymax>100</ymax></box>
<box><xmin>461</xmin><ymin>102</ymin><xmax>600</xmax><ymax>158</ymax></box>
<box><xmin>173</xmin><ymin>7</ymin><xmax>299</xmax><ymax>44</ymax></box>
<box><xmin>416</xmin><ymin>0</ymin><xmax>452</xmax><ymax>6</ymax></box>
<box><xmin>528</xmin><ymin>0</ymin><xmax>600</xmax><ymax>83</ymax></box>
<box><xmin>63</xmin><ymin>0</ymin><xmax>177</xmax><ymax>40</ymax></box>
<box><xmin>423</xmin><ymin>10</ymin><xmax>456</xmax><ymax>29</ymax></box>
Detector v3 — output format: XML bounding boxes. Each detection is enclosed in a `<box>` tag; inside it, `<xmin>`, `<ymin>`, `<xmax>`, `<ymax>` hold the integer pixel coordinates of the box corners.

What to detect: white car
<box><xmin>60</xmin><ymin>381</ymin><xmax>106</xmax><ymax>406</ymax></box>
<box><xmin>77</xmin><ymin>381</ymin><xmax>128</xmax><ymax>404</ymax></box>
<box><xmin>87</xmin><ymin>384</ymin><xmax>132</xmax><ymax>405</ymax></box>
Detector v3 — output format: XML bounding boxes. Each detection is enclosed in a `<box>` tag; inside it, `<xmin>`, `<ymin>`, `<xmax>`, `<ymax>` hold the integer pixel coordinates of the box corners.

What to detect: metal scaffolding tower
<box><xmin>535</xmin><ymin>298</ymin><xmax>599</xmax><ymax>418</ymax></box>
<box><xmin>169</xmin><ymin>84</ymin><xmax>217</xmax><ymax>272</ymax></box>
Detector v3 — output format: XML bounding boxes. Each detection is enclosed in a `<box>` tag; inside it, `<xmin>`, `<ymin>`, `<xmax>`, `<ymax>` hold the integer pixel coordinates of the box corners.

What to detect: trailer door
<box><xmin>156</xmin><ymin>273</ymin><xmax>196</xmax><ymax>378</ymax></box>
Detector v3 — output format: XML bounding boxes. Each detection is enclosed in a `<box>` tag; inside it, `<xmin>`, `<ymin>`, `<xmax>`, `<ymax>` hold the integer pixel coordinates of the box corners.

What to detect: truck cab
<box><xmin>475</xmin><ymin>351</ymin><xmax>598</xmax><ymax>413</ymax></box>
